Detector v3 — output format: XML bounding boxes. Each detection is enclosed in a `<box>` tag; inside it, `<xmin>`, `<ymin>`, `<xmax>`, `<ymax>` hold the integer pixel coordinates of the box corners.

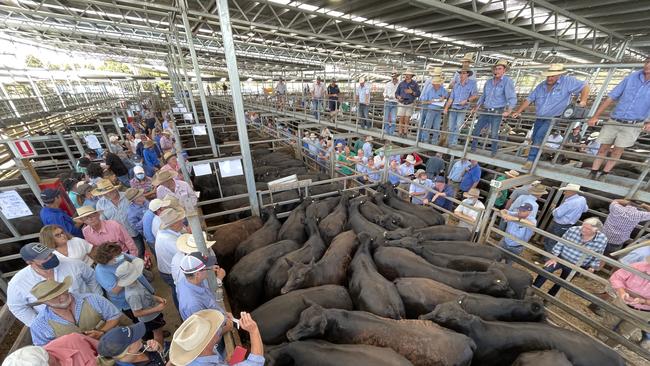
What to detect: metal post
<box><xmin>477</xmin><ymin>184</ymin><xmax>498</xmax><ymax>242</ymax></box>
<box><xmin>56</xmin><ymin>131</ymin><xmax>77</xmax><ymax>167</ymax></box>
<box><xmin>70</xmin><ymin>131</ymin><xmax>85</xmax><ymax>156</ymax></box>
<box><xmin>214</xmin><ymin>0</ymin><xmax>261</xmax><ymax>217</ymax></box>
<box><xmin>179</xmin><ymin>4</ymin><xmax>219</xmax><ymax>158</ymax></box>
<box><xmin>111</xmin><ymin>110</ymin><xmax>125</xmax><ymax>140</ymax></box>
<box><xmin>50</xmin><ymin>76</ymin><xmax>66</xmax><ymax>108</ymax></box>
<box><xmin>97</xmin><ymin>123</ymin><xmax>110</xmax><ymax>151</ymax></box>
<box><xmin>27</xmin><ymin>75</ymin><xmax>48</xmax><ymax>112</ymax></box>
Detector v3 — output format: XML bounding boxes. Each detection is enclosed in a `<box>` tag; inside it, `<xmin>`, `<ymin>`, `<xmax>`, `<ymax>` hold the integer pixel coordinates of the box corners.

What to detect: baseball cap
<box><xmin>40</xmin><ymin>189</ymin><xmax>59</xmax><ymax>204</ymax></box>
<box><xmin>517</xmin><ymin>203</ymin><xmax>533</xmax><ymax>211</ymax></box>
<box><xmin>433</xmin><ymin>176</ymin><xmax>445</xmax><ymax>183</ymax></box>
<box><xmin>149</xmin><ymin>198</ymin><xmax>171</xmax><ymax>212</ymax></box>
<box><xmin>20</xmin><ymin>243</ymin><xmax>54</xmax><ymax>262</ymax></box>
<box><xmin>133</xmin><ymin>165</ymin><xmax>145</xmax><ymax>174</ymax></box>
<box><xmin>180</xmin><ymin>252</ymin><xmax>216</xmax><ymax>274</ymax></box>
<box><xmin>98</xmin><ymin>322</ymin><xmax>146</xmax><ymax>358</ymax></box>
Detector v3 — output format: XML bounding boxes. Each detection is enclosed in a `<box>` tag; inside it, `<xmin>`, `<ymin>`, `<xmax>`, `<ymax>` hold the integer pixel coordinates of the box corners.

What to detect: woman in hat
<box><xmin>130</xmin><ymin>166</ymin><xmax>156</xmax><ymax>200</ymax></box>
<box><xmin>97</xmin><ymin>322</ymin><xmax>166</xmax><ymax>366</ymax></box>
<box><xmin>40</xmin><ymin>224</ymin><xmax>95</xmax><ymax>266</ymax></box>
<box><xmin>142</xmin><ymin>140</ymin><xmax>160</xmax><ymax>178</ymax></box>
<box><xmin>454</xmin><ymin>188</ymin><xmax>485</xmax><ymax>232</ymax></box>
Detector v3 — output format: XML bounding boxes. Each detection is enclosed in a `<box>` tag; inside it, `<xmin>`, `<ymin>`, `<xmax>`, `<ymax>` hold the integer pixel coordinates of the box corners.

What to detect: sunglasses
<box><xmin>54</xmin><ymin>232</ymin><xmax>66</xmax><ymax>238</ymax></box>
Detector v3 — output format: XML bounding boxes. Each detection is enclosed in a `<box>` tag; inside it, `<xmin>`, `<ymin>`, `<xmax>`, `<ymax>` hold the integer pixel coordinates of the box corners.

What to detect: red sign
<box><xmin>9</xmin><ymin>139</ymin><xmax>38</xmax><ymax>159</ymax></box>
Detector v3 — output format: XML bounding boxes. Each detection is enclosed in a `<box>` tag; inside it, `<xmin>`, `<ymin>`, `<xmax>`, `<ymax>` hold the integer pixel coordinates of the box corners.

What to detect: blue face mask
<box><xmin>113</xmin><ymin>254</ymin><xmax>125</xmax><ymax>265</ymax></box>
<box><xmin>135</xmin><ymin>173</ymin><xmax>145</xmax><ymax>180</ymax></box>
<box><xmin>41</xmin><ymin>255</ymin><xmax>60</xmax><ymax>270</ymax></box>
<box><xmin>379</xmin><ymin>151</ymin><xmax>384</xmax><ymax>157</ymax></box>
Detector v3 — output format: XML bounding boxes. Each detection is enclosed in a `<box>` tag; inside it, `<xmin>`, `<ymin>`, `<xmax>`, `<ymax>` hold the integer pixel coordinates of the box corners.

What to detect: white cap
<box><xmin>2</xmin><ymin>346</ymin><xmax>49</xmax><ymax>366</ymax></box>
<box><xmin>133</xmin><ymin>165</ymin><xmax>145</xmax><ymax>174</ymax></box>
<box><xmin>149</xmin><ymin>198</ymin><xmax>171</xmax><ymax>211</ymax></box>
<box><xmin>109</xmin><ymin>135</ymin><xmax>119</xmax><ymax>142</ymax></box>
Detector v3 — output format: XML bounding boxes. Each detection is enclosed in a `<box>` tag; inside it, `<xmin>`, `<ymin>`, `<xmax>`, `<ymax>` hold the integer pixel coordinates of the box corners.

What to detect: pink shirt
<box><xmin>610</xmin><ymin>261</ymin><xmax>650</xmax><ymax>311</ymax></box>
<box><xmin>44</xmin><ymin>333</ymin><xmax>98</xmax><ymax>366</ymax></box>
<box><xmin>156</xmin><ymin>180</ymin><xmax>195</xmax><ymax>205</ymax></box>
<box><xmin>82</xmin><ymin>220</ymin><xmax>138</xmax><ymax>256</ymax></box>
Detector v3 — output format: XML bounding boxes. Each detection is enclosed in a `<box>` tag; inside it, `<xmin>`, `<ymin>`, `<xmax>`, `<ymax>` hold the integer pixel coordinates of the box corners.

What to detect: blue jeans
<box><xmin>448</xmin><ymin>110</ymin><xmax>467</xmax><ymax>146</ymax></box>
<box><xmin>312</xmin><ymin>99</ymin><xmax>322</xmax><ymax>120</ymax></box>
<box><xmin>384</xmin><ymin>101</ymin><xmax>397</xmax><ymax>135</ymax></box>
<box><xmin>159</xmin><ymin>272</ymin><xmax>179</xmax><ymax>311</ymax></box>
<box><xmin>419</xmin><ymin>109</ymin><xmax>443</xmax><ymax>144</ymax></box>
<box><xmin>526</xmin><ymin>118</ymin><xmax>553</xmax><ymax>162</ymax></box>
<box><xmin>532</xmin><ymin>263</ymin><xmax>587</xmax><ymax>297</ymax></box>
<box><xmin>471</xmin><ymin>110</ymin><xmax>503</xmax><ymax>154</ymax></box>
<box><xmin>500</xmin><ymin>240</ymin><xmax>524</xmax><ymax>263</ymax></box>
<box><xmin>358</xmin><ymin>104</ymin><xmax>370</xmax><ymax>128</ymax></box>
<box><xmin>117</xmin><ymin>174</ymin><xmax>131</xmax><ymax>188</ymax></box>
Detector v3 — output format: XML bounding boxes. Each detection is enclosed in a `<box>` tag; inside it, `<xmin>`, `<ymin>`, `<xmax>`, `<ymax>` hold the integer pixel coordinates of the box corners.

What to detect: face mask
<box><xmin>113</xmin><ymin>254</ymin><xmax>126</xmax><ymax>265</ymax></box>
<box><xmin>40</xmin><ymin>255</ymin><xmax>60</xmax><ymax>270</ymax></box>
<box><xmin>135</xmin><ymin>173</ymin><xmax>145</xmax><ymax>180</ymax></box>
<box><xmin>379</xmin><ymin>151</ymin><xmax>384</xmax><ymax>157</ymax></box>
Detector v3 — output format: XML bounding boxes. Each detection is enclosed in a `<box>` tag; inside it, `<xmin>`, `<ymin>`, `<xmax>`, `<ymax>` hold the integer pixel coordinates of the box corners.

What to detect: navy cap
<box><xmin>433</xmin><ymin>176</ymin><xmax>445</xmax><ymax>183</ymax></box>
<box><xmin>40</xmin><ymin>189</ymin><xmax>59</xmax><ymax>204</ymax></box>
<box><xmin>98</xmin><ymin>322</ymin><xmax>146</xmax><ymax>358</ymax></box>
<box><xmin>517</xmin><ymin>203</ymin><xmax>533</xmax><ymax>211</ymax></box>
<box><xmin>20</xmin><ymin>242</ymin><xmax>54</xmax><ymax>262</ymax></box>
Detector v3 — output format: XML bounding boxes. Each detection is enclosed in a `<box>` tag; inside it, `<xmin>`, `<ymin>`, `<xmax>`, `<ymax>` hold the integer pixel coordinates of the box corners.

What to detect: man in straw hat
<box><xmin>29</xmin><ymin>276</ymin><xmax>122</xmax><ymax>346</ymax></box>
<box><xmin>587</xmin><ymin>57</ymin><xmax>650</xmax><ymax>180</ymax></box>
<box><xmin>176</xmin><ymin>251</ymin><xmax>227</xmax><ymax>321</ymax></box>
<box><xmin>78</xmin><ymin>205</ymin><xmax>139</xmax><ymax>256</ymax></box>
<box><xmin>356</xmin><ymin>77</ymin><xmax>371</xmax><ymax>129</ymax></box>
<box><xmin>155</xmin><ymin>207</ymin><xmax>187</xmax><ymax>310</ymax></box>
<box><xmin>418</xmin><ymin>74</ymin><xmax>448</xmax><ymax>144</ymax></box>
<box><xmin>543</xmin><ymin>183</ymin><xmax>588</xmax><ymax>254</ymax></box>
<box><xmin>470</xmin><ymin>59</ymin><xmax>517</xmax><ymax>156</ymax></box>
<box><xmin>153</xmin><ymin>170</ymin><xmax>195</xmax><ymax>205</ymax></box>
<box><xmin>395</xmin><ymin>69</ymin><xmax>421</xmax><ymax>137</ymax></box>
<box><xmin>454</xmin><ymin>187</ymin><xmax>485</xmax><ymax>232</ymax></box>
<box><xmin>409</xmin><ymin>169</ymin><xmax>433</xmax><ymax>205</ymax></box>
<box><xmin>449</xmin><ymin>53</ymin><xmax>477</xmax><ymax>89</ymax></box>
<box><xmin>159</xmin><ymin>130</ymin><xmax>174</xmax><ymax>153</ymax></box>
<box><xmin>383</xmin><ymin>71</ymin><xmax>400</xmax><ymax>135</ymax></box>
<box><xmin>511</xmin><ymin>63</ymin><xmax>590</xmax><ymax>170</ymax></box>
<box><xmin>170</xmin><ymin>309</ymin><xmax>264</xmax><ymax>366</ymax></box>
<box><xmin>443</xmin><ymin>66</ymin><xmax>478</xmax><ymax>146</ymax></box>
<box><xmin>6</xmin><ymin>242</ymin><xmax>101</xmax><ymax>327</ymax></box>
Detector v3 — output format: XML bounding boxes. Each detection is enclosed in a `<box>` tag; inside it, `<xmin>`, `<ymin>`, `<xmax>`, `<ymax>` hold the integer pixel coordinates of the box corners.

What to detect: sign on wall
<box><xmin>8</xmin><ymin>139</ymin><xmax>38</xmax><ymax>159</ymax></box>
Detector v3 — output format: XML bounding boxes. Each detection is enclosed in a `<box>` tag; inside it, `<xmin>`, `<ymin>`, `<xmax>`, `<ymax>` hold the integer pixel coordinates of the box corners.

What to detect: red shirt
<box><xmin>44</xmin><ymin>333</ymin><xmax>98</xmax><ymax>366</ymax></box>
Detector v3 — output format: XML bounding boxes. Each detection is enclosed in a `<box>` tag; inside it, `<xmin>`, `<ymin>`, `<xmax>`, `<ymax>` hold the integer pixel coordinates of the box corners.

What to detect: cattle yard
<box><xmin>1</xmin><ymin>0</ymin><xmax>650</xmax><ymax>365</ymax></box>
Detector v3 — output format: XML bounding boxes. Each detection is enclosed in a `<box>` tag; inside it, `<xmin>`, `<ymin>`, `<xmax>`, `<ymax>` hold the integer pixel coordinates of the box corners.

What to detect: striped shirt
<box><xmin>602</xmin><ymin>201</ymin><xmax>650</xmax><ymax>245</ymax></box>
<box><xmin>552</xmin><ymin>226</ymin><xmax>608</xmax><ymax>269</ymax></box>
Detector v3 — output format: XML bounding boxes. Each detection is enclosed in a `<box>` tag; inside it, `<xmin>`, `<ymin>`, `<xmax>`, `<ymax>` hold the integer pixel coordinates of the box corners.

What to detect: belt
<box><xmin>613</xmin><ymin>118</ymin><xmax>644</xmax><ymax>124</ymax></box>
<box><xmin>482</xmin><ymin>107</ymin><xmax>504</xmax><ymax>112</ymax></box>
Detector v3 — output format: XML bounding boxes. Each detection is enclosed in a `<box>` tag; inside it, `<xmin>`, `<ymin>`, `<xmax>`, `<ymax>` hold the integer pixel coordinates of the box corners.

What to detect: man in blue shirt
<box><xmin>447</xmin><ymin>157</ymin><xmax>471</xmax><ymax>193</ymax></box>
<box><xmin>39</xmin><ymin>188</ymin><xmax>84</xmax><ymax>238</ymax></box>
<box><xmin>395</xmin><ymin>69</ymin><xmax>421</xmax><ymax>137</ymax></box>
<box><xmin>471</xmin><ymin>59</ymin><xmax>517</xmax><ymax>156</ymax></box>
<box><xmin>500</xmin><ymin>203</ymin><xmax>536</xmax><ymax>259</ymax></box>
<box><xmin>425</xmin><ymin>176</ymin><xmax>455</xmax><ymax>212</ymax></box>
<box><xmin>512</xmin><ymin>64</ymin><xmax>590</xmax><ymax>170</ymax></box>
<box><xmin>176</xmin><ymin>252</ymin><xmax>226</xmax><ymax>321</ymax></box>
<box><xmin>409</xmin><ymin>170</ymin><xmax>432</xmax><ymax>205</ymax></box>
<box><xmin>356</xmin><ymin>78</ymin><xmax>371</xmax><ymax>129</ymax></box>
<box><xmin>543</xmin><ymin>183</ymin><xmax>588</xmax><ymax>254</ymax></box>
<box><xmin>419</xmin><ymin>76</ymin><xmax>448</xmax><ymax>144</ymax></box>
<box><xmin>587</xmin><ymin>58</ymin><xmax>650</xmax><ymax>180</ymax></box>
<box><xmin>444</xmin><ymin>67</ymin><xmax>478</xmax><ymax>146</ymax></box>
<box><xmin>459</xmin><ymin>159</ymin><xmax>481</xmax><ymax>194</ymax></box>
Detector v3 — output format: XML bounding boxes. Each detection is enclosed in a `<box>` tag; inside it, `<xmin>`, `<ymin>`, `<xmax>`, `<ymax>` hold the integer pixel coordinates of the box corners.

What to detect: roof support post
<box><xmin>213</xmin><ymin>0</ymin><xmax>261</xmax><ymax>217</ymax></box>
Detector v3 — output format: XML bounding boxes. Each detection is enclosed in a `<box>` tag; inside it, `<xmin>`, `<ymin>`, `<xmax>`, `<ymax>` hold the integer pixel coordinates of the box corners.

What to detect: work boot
<box><xmin>587</xmin><ymin>169</ymin><xmax>599</xmax><ymax>179</ymax></box>
<box><xmin>521</xmin><ymin>161</ymin><xmax>533</xmax><ymax>171</ymax></box>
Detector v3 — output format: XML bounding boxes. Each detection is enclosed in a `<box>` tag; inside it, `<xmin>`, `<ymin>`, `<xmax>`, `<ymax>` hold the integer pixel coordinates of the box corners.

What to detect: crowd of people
<box><xmin>4</xmin><ymin>107</ymin><xmax>265</xmax><ymax>365</ymax></box>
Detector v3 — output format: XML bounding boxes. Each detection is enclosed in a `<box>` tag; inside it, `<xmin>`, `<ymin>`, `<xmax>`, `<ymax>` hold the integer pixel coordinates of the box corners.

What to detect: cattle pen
<box><xmin>0</xmin><ymin>0</ymin><xmax>649</xmax><ymax>365</ymax></box>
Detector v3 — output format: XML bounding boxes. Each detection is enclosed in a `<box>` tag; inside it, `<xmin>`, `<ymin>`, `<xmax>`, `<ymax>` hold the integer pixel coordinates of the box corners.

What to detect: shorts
<box><xmin>397</xmin><ymin>103</ymin><xmax>414</xmax><ymax>117</ymax></box>
<box><xmin>144</xmin><ymin>313</ymin><xmax>166</xmax><ymax>333</ymax></box>
<box><xmin>597</xmin><ymin>119</ymin><xmax>644</xmax><ymax>148</ymax></box>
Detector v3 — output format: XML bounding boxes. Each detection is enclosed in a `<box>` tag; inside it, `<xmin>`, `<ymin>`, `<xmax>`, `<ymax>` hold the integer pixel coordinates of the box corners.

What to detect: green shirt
<box><xmin>494</xmin><ymin>175</ymin><xmax>508</xmax><ymax>207</ymax></box>
<box><xmin>337</xmin><ymin>152</ymin><xmax>355</xmax><ymax>175</ymax></box>
<box><xmin>352</xmin><ymin>140</ymin><xmax>364</xmax><ymax>154</ymax></box>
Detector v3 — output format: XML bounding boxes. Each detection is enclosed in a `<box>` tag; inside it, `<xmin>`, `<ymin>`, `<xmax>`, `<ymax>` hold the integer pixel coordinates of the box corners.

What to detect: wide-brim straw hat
<box><xmin>529</xmin><ymin>184</ymin><xmax>549</xmax><ymax>195</ymax></box>
<box><xmin>588</xmin><ymin>132</ymin><xmax>600</xmax><ymax>140</ymax></box>
<box><xmin>415</xmin><ymin>169</ymin><xmax>427</xmax><ymax>177</ymax></box>
<box><xmin>176</xmin><ymin>232</ymin><xmax>216</xmax><ymax>254</ymax></box>
<box><xmin>365</xmin><ymin>136</ymin><xmax>373</xmax><ymax>142</ymax></box>
<box><xmin>463</xmin><ymin>188</ymin><xmax>481</xmax><ymax>198</ymax></box>
<box><xmin>76</xmin><ymin>205</ymin><xmax>102</xmax><ymax>219</ymax></box>
<box><xmin>125</xmin><ymin>188</ymin><xmax>144</xmax><ymax>202</ymax></box>
<box><xmin>493</xmin><ymin>59</ymin><xmax>510</xmax><ymax>70</ymax></box>
<box><xmin>159</xmin><ymin>208</ymin><xmax>186</xmax><ymax>230</ymax></box>
<box><xmin>542</xmin><ymin>63</ymin><xmax>567</xmax><ymax>77</ymax></box>
<box><xmin>428</xmin><ymin>66</ymin><xmax>443</xmax><ymax>76</ymax></box>
<box><xmin>30</xmin><ymin>276</ymin><xmax>72</xmax><ymax>304</ymax></box>
<box><xmin>458</xmin><ymin>66</ymin><xmax>474</xmax><ymax>77</ymax></box>
<box><xmin>559</xmin><ymin>183</ymin><xmax>581</xmax><ymax>192</ymax></box>
<box><xmin>162</xmin><ymin>130</ymin><xmax>172</xmax><ymax>136</ymax></box>
<box><xmin>115</xmin><ymin>259</ymin><xmax>144</xmax><ymax>287</ymax></box>
<box><xmin>431</xmin><ymin>76</ymin><xmax>443</xmax><ymax>84</ymax></box>
<box><xmin>461</xmin><ymin>53</ymin><xmax>474</xmax><ymax>62</ymax></box>
<box><xmin>403</xmin><ymin>69</ymin><xmax>416</xmax><ymax>76</ymax></box>
<box><xmin>405</xmin><ymin>155</ymin><xmax>416</xmax><ymax>164</ymax></box>
<box><xmin>152</xmin><ymin>170</ymin><xmax>178</xmax><ymax>186</ymax></box>
<box><xmin>505</xmin><ymin>170</ymin><xmax>520</xmax><ymax>178</ymax></box>
<box><xmin>163</xmin><ymin>151</ymin><xmax>175</xmax><ymax>162</ymax></box>
<box><xmin>144</xmin><ymin>140</ymin><xmax>155</xmax><ymax>148</ymax></box>
<box><xmin>92</xmin><ymin>178</ymin><xmax>118</xmax><ymax>196</ymax></box>
<box><xmin>170</xmin><ymin>309</ymin><xmax>225</xmax><ymax>366</ymax></box>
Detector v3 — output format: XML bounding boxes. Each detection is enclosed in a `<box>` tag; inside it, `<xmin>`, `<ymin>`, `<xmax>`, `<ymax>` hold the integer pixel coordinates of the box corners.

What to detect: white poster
<box><xmin>84</xmin><ymin>134</ymin><xmax>102</xmax><ymax>149</ymax></box>
<box><xmin>172</xmin><ymin>107</ymin><xmax>181</xmax><ymax>113</ymax></box>
<box><xmin>115</xmin><ymin>117</ymin><xmax>124</xmax><ymax>127</ymax></box>
<box><xmin>183</xmin><ymin>113</ymin><xmax>193</xmax><ymax>121</ymax></box>
<box><xmin>0</xmin><ymin>190</ymin><xmax>33</xmax><ymax>219</ymax></box>
<box><xmin>179</xmin><ymin>107</ymin><xmax>188</xmax><ymax>113</ymax></box>
<box><xmin>218</xmin><ymin>158</ymin><xmax>243</xmax><ymax>178</ymax></box>
<box><xmin>192</xmin><ymin>125</ymin><xmax>207</xmax><ymax>135</ymax></box>
<box><xmin>193</xmin><ymin>163</ymin><xmax>212</xmax><ymax>177</ymax></box>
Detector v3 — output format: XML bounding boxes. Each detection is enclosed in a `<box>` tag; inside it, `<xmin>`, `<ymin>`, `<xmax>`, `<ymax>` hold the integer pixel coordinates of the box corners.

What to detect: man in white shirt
<box><xmin>356</xmin><ymin>78</ymin><xmax>371</xmax><ymax>129</ymax></box>
<box><xmin>6</xmin><ymin>243</ymin><xmax>101</xmax><ymax>326</ymax></box>
<box><xmin>311</xmin><ymin>76</ymin><xmax>326</xmax><ymax>120</ymax></box>
<box><xmin>155</xmin><ymin>208</ymin><xmax>186</xmax><ymax>310</ymax></box>
<box><xmin>275</xmin><ymin>78</ymin><xmax>287</xmax><ymax>110</ymax></box>
<box><xmin>383</xmin><ymin>72</ymin><xmax>400</xmax><ymax>135</ymax></box>
<box><xmin>544</xmin><ymin>129</ymin><xmax>564</xmax><ymax>150</ymax></box>
<box><xmin>454</xmin><ymin>188</ymin><xmax>485</xmax><ymax>232</ymax></box>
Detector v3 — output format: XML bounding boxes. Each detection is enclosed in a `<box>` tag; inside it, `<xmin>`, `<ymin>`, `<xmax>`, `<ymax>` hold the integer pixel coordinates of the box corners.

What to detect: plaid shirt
<box><xmin>552</xmin><ymin>226</ymin><xmax>607</xmax><ymax>269</ymax></box>
<box><xmin>602</xmin><ymin>201</ymin><xmax>650</xmax><ymax>245</ymax></box>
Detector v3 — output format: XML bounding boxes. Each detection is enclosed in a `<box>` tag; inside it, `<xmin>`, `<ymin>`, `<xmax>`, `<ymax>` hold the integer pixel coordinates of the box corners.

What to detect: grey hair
<box><xmin>583</xmin><ymin>217</ymin><xmax>603</xmax><ymax>231</ymax></box>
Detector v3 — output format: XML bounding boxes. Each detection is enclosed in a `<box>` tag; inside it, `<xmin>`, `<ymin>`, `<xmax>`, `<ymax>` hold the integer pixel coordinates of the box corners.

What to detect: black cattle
<box><xmin>265</xmin><ymin>340</ymin><xmax>414</xmax><ymax>366</ymax></box>
<box><xmin>234</xmin><ymin>207</ymin><xmax>281</xmax><ymax>261</ymax></box>
<box><xmin>371</xmin><ymin>192</ymin><xmax>428</xmax><ymax>229</ymax></box>
<box><xmin>355</xmin><ymin>197</ymin><xmax>402</xmax><ymax>230</ymax></box>
<box><xmin>426</xmin><ymin>302</ymin><xmax>625</xmax><ymax>366</ymax></box>
<box><xmin>377</xmin><ymin>183</ymin><xmax>445</xmax><ymax>226</ymax></box>
<box><xmin>305</xmin><ymin>196</ymin><xmax>340</xmax><ymax>222</ymax></box>
<box><xmin>386</xmin><ymin>236</ymin><xmax>504</xmax><ymax>261</ymax></box>
<box><xmin>384</xmin><ymin>225</ymin><xmax>471</xmax><ymax>241</ymax></box>
<box><xmin>278</xmin><ymin>199</ymin><xmax>310</xmax><ymax>244</ymax></box>
<box><xmin>318</xmin><ymin>193</ymin><xmax>350</xmax><ymax>244</ymax></box>
<box><xmin>511</xmin><ymin>350</ymin><xmax>572</xmax><ymax>366</ymax></box>
<box><xmin>348</xmin><ymin>199</ymin><xmax>388</xmax><ymax>243</ymax></box>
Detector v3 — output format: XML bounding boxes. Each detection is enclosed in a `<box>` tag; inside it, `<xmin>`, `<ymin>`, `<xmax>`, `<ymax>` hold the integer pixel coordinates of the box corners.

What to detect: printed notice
<box><xmin>183</xmin><ymin>113</ymin><xmax>193</xmax><ymax>121</ymax></box>
<box><xmin>193</xmin><ymin>163</ymin><xmax>212</xmax><ymax>177</ymax></box>
<box><xmin>218</xmin><ymin>158</ymin><xmax>243</xmax><ymax>177</ymax></box>
<box><xmin>192</xmin><ymin>125</ymin><xmax>207</xmax><ymax>135</ymax></box>
<box><xmin>84</xmin><ymin>134</ymin><xmax>102</xmax><ymax>149</ymax></box>
<box><xmin>0</xmin><ymin>190</ymin><xmax>33</xmax><ymax>219</ymax></box>
<box><xmin>172</xmin><ymin>107</ymin><xmax>181</xmax><ymax>113</ymax></box>
<box><xmin>115</xmin><ymin>117</ymin><xmax>124</xmax><ymax>127</ymax></box>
